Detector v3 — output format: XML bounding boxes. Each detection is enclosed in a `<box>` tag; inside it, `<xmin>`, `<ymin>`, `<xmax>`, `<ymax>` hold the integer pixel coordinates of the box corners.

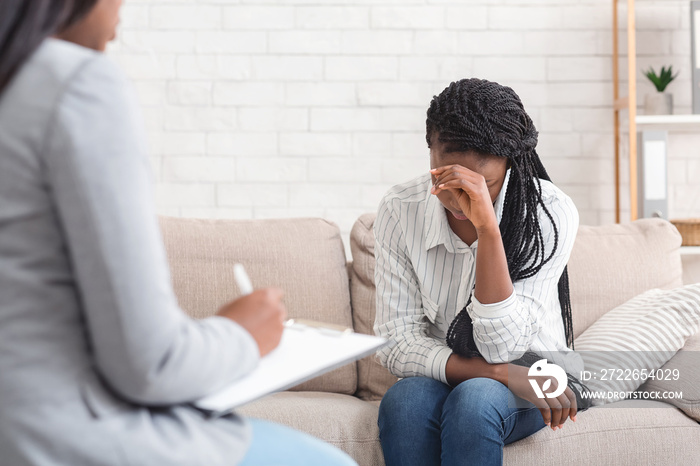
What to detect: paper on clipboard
<box><xmin>194</xmin><ymin>324</ymin><xmax>388</xmax><ymax>415</ymax></box>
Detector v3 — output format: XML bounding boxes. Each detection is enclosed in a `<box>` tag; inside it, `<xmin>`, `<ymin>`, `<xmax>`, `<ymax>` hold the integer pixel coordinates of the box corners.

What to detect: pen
<box><xmin>233</xmin><ymin>263</ymin><xmax>254</xmax><ymax>296</ymax></box>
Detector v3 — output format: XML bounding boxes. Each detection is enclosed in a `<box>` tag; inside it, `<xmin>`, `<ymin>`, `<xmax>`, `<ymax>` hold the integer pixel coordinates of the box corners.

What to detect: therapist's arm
<box><xmin>43</xmin><ymin>54</ymin><xmax>278</xmax><ymax>405</ymax></box>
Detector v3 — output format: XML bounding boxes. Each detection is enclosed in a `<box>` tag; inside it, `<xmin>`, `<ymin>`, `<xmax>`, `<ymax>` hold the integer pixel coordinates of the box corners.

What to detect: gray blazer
<box><xmin>0</xmin><ymin>39</ymin><xmax>259</xmax><ymax>465</ymax></box>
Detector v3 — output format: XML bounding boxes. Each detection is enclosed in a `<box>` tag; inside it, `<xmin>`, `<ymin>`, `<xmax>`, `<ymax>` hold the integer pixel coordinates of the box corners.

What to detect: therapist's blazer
<box><xmin>0</xmin><ymin>39</ymin><xmax>260</xmax><ymax>465</ymax></box>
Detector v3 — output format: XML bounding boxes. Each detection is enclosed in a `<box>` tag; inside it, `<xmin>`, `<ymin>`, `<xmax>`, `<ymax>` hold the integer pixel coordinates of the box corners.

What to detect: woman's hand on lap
<box><xmin>504</xmin><ymin>364</ymin><xmax>578</xmax><ymax>431</ymax></box>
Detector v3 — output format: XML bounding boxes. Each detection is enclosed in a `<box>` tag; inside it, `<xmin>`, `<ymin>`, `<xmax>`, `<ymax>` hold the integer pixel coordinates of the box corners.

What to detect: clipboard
<box><xmin>193</xmin><ymin>321</ymin><xmax>388</xmax><ymax>415</ymax></box>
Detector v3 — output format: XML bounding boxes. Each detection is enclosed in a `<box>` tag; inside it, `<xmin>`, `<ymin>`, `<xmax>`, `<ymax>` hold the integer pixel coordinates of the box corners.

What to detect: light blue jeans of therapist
<box><xmin>378</xmin><ymin>377</ymin><xmax>546</xmax><ymax>466</ymax></box>
<box><xmin>238</xmin><ymin>418</ymin><xmax>357</xmax><ymax>465</ymax></box>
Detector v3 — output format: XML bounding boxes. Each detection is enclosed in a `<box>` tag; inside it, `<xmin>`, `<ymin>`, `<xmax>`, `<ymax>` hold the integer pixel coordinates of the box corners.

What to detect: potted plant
<box><xmin>643</xmin><ymin>65</ymin><xmax>679</xmax><ymax>115</ymax></box>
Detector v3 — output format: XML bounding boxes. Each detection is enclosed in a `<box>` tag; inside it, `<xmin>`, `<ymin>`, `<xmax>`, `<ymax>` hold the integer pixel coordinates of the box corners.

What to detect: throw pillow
<box><xmin>574</xmin><ymin>283</ymin><xmax>700</xmax><ymax>406</ymax></box>
<box><xmin>638</xmin><ymin>331</ymin><xmax>700</xmax><ymax>421</ymax></box>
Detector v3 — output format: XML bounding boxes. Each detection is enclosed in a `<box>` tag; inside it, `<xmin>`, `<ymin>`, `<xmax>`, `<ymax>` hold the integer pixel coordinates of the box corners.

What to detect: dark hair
<box><xmin>0</xmin><ymin>0</ymin><xmax>96</xmax><ymax>95</ymax></box>
<box><xmin>428</xmin><ymin>78</ymin><xmax>575</xmax><ymax>351</ymax></box>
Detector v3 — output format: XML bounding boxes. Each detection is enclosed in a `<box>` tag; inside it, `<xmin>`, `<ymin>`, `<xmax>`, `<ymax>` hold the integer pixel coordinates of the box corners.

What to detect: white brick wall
<box><xmin>109</xmin><ymin>0</ymin><xmax>700</xmax><ymax>254</ymax></box>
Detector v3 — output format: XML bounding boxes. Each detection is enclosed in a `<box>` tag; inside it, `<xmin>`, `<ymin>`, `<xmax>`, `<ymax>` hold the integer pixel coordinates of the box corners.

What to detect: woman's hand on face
<box><xmin>217</xmin><ymin>288</ymin><xmax>287</xmax><ymax>357</ymax></box>
<box><xmin>430</xmin><ymin>164</ymin><xmax>497</xmax><ymax>232</ymax></box>
<box><xmin>505</xmin><ymin>364</ymin><xmax>578</xmax><ymax>431</ymax></box>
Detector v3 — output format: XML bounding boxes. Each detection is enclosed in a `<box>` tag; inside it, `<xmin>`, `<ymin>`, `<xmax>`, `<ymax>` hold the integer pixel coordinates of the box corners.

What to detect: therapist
<box><xmin>0</xmin><ymin>0</ymin><xmax>355</xmax><ymax>464</ymax></box>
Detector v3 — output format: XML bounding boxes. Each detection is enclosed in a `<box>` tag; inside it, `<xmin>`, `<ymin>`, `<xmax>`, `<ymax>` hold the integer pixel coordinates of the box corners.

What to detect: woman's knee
<box><xmin>378</xmin><ymin>377</ymin><xmax>450</xmax><ymax>429</ymax></box>
<box><xmin>443</xmin><ymin>377</ymin><xmax>511</xmax><ymax>422</ymax></box>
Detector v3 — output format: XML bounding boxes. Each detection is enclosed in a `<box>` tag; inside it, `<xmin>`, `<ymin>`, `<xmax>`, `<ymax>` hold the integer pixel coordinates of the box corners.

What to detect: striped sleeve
<box><xmin>373</xmin><ymin>197</ymin><xmax>453</xmax><ymax>383</ymax></box>
<box><xmin>467</xmin><ymin>189</ymin><xmax>580</xmax><ymax>364</ymax></box>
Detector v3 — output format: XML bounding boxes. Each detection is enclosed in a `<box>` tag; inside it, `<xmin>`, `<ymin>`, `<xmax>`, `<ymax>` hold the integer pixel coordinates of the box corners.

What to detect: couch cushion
<box><xmin>568</xmin><ymin>218</ymin><xmax>683</xmax><ymax>338</ymax></box>
<box><xmin>504</xmin><ymin>400</ymin><xmax>700</xmax><ymax>465</ymax></box>
<box><xmin>350</xmin><ymin>214</ymin><xmax>398</xmax><ymax>401</ymax></box>
<box><xmin>159</xmin><ymin>216</ymin><xmax>356</xmax><ymax>395</ymax></box>
<box><xmin>239</xmin><ymin>392</ymin><xmax>699</xmax><ymax>466</ymax></box>
<box><xmin>237</xmin><ymin>392</ymin><xmax>383</xmax><ymax>466</ymax></box>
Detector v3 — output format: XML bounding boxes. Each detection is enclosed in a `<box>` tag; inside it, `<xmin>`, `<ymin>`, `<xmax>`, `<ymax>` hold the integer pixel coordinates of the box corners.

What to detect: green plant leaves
<box><xmin>643</xmin><ymin>65</ymin><xmax>679</xmax><ymax>92</ymax></box>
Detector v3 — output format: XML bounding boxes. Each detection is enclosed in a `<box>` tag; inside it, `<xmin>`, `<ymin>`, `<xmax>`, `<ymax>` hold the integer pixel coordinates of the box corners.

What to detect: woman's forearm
<box><xmin>445</xmin><ymin>353</ymin><xmax>508</xmax><ymax>387</ymax></box>
<box><xmin>474</xmin><ymin>224</ymin><xmax>513</xmax><ymax>304</ymax></box>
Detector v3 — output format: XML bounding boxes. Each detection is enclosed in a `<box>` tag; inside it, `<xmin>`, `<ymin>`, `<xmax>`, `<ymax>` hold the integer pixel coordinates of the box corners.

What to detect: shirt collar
<box><xmin>423</xmin><ymin>167</ymin><xmax>511</xmax><ymax>252</ymax></box>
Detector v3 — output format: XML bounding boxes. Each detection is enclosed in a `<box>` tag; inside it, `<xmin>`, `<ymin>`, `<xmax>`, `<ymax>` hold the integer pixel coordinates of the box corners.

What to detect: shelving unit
<box><xmin>613</xmin><ymin>1</ymin><xmax>700</xmax><ymax>222</ymax></box>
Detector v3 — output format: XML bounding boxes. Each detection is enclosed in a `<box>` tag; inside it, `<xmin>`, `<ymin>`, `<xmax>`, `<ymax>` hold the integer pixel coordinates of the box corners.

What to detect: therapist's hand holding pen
<box><xmin>216</xmin><ymin>264</ymin><xmax>287</xmax><ymax>357</ymax></box>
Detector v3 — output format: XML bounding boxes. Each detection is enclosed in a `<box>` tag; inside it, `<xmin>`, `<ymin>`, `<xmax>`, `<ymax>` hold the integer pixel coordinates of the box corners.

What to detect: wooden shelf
<box><xmin>635</xmin><ymin>114</ymin><xmax>700</xmax><ymax>129</ymax></box>
<box><xmin>680</xmin><ymin>246</ymin><xmax>700</xmax><ymax>255</ymax></box>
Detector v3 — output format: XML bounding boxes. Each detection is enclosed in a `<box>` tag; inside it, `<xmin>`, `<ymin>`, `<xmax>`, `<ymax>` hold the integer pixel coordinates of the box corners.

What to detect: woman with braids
<box><xmin>374</xmin><ymin>78</ymin><xmax>591</xmax><ymax>466</ymax></box>
<box><xmin>0</xmin><ymin>1</ymin><xmax>355</xmax><ymax>465</ymax></box>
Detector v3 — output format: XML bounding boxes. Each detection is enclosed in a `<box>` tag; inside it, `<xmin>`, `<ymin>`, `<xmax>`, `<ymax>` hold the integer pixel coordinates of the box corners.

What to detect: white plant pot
<box><xmin>644</xmin><ymin>92</ymin><xmax>673</xmax><ymax>115</ymax></box>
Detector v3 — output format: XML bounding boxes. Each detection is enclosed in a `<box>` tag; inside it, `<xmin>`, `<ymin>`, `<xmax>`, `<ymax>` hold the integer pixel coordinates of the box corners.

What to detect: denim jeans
<box><xmin>239</xmin><ymin>419</ymin><xmax>357</xmax><ymax>466</ymax></box>
<box><xmin>378</xmin><ymin>377</ymin><xmax>546</xmax><ymax>466</ymax></box>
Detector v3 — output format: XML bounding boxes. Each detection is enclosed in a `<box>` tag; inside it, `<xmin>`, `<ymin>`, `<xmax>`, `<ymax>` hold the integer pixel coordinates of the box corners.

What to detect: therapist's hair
<box><xmin>0</xmin><ymin>0</ymin><xmax>96</xmax><ymax>94</ymax></box>
<box><xmin>426</xmin><ymin>78</ymin><xmax>575</xmax><ymax>349</ymax></box>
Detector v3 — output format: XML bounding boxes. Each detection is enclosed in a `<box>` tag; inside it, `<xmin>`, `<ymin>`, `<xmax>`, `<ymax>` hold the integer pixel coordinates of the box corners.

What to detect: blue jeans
<box><xmin>378</xmin><ymin>377</ymin><xmax>546</xmax><ymax>466</ymax></box>
<box><xmin>238</xmin><ymin>418</ymin><xmax>357</xmax><ymax>465</ymax></box>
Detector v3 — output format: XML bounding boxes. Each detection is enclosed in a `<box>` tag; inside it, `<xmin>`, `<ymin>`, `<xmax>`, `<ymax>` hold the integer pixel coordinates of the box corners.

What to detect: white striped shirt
<box><xmin>373</xmin><ymin>169</ymin><xmax>585</xmax><ymax>384</ymax></box>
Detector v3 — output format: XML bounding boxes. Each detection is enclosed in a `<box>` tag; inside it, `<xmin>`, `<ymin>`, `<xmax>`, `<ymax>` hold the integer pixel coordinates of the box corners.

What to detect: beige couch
<box><xmin>160</xmin><ymin>215</ymin><xmax>700</xmax><ymax>466</ymax></box>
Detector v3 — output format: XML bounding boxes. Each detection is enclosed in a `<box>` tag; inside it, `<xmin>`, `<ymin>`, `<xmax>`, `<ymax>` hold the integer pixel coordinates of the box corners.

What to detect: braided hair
<box><xmin>427</xmin><ymin>78</ymin><xmax>575</xmax><ymax>353</ymax></box>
